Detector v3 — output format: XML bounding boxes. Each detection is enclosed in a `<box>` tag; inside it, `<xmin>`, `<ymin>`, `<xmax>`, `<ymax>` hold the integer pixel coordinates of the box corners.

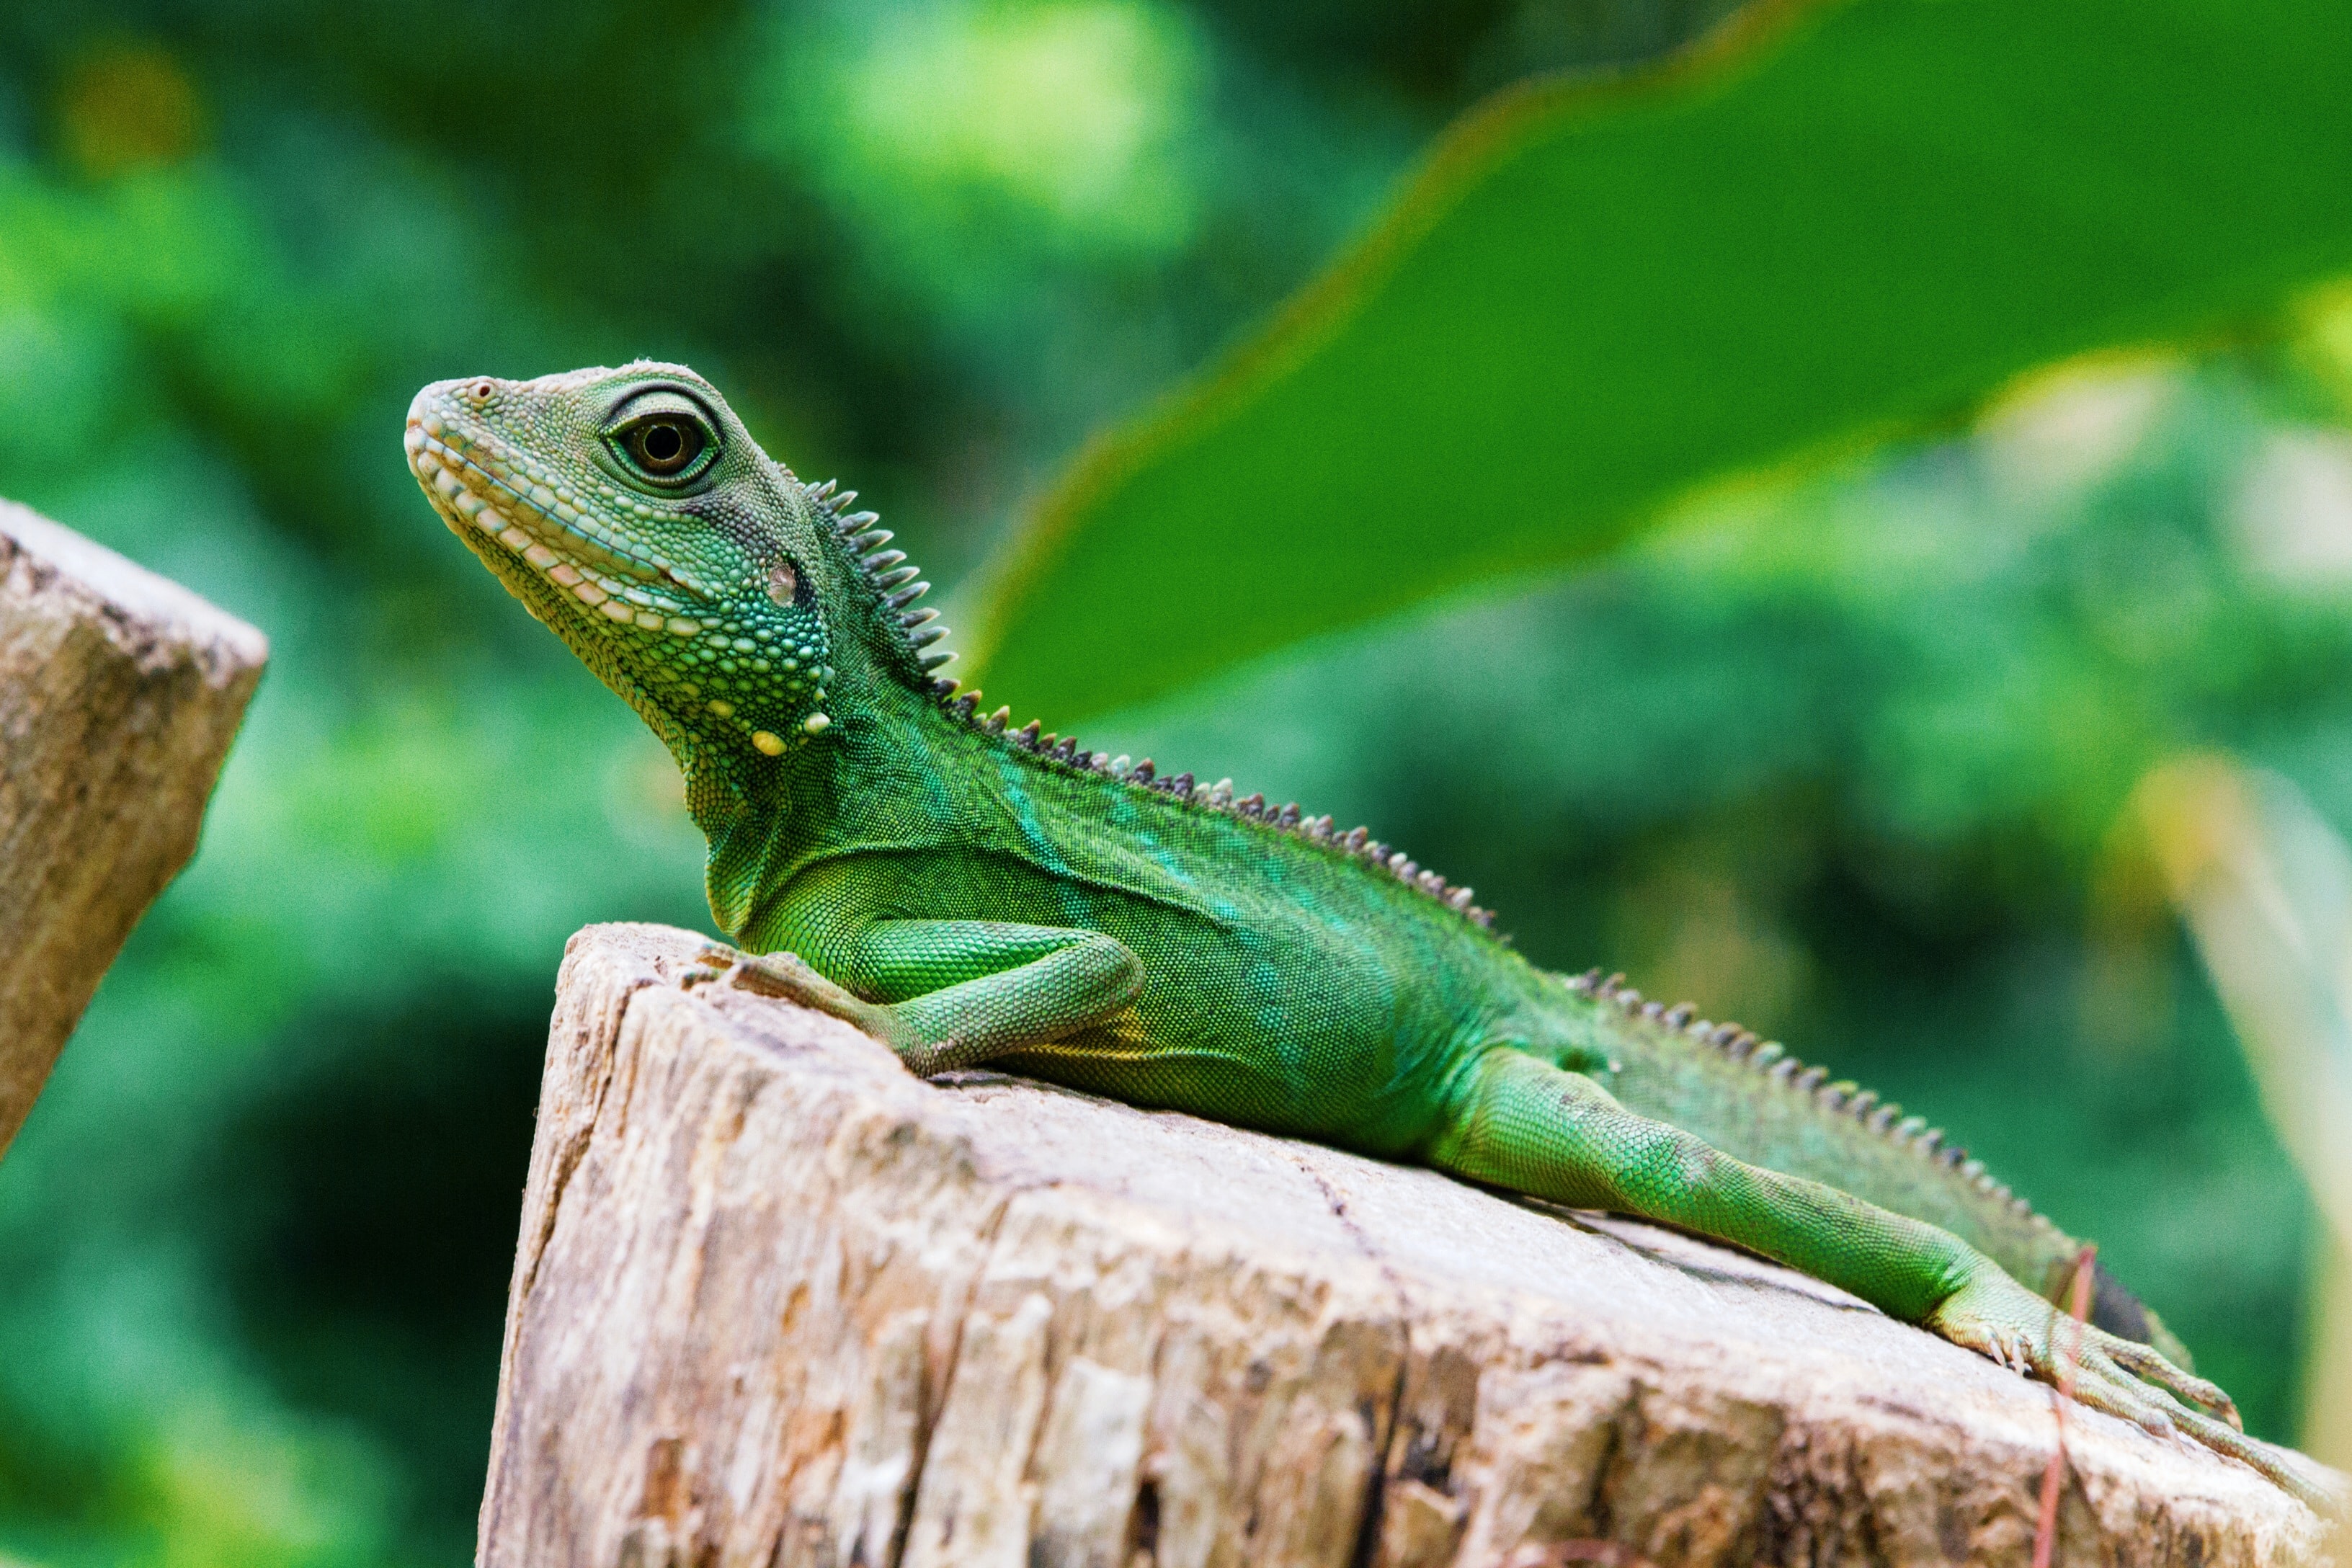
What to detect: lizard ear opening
<box><xmin>766</xmin><ymin>561</ymin><xmax>802</xmax><ymax>607</ymax></box>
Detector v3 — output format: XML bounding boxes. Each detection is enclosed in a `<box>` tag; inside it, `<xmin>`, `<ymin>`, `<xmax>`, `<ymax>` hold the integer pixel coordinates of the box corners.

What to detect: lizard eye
<box><xmin>605</xmin><ymin>390</ymin><xmax>720</xmax><ymax>485</ymax></box>
<box><xmin>628</xmin><ymin>419</ymin><xmax>701</xmax><ymax>473</ymax></box>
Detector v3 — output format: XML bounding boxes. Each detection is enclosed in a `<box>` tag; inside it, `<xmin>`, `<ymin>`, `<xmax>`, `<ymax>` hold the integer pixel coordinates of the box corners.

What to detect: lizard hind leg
<box><xmin>1419</xmin><ymin>1048</ymin><xmax>2311</xmax><ymax>1505</ymax></box>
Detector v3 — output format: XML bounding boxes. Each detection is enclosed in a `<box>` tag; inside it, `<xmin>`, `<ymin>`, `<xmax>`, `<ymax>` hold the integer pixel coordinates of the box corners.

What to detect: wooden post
<box><xmin>0</xmin><ymin>502</ymin><xmax>266</xmax><ymax>1159</ymax></box>
<box><xmin>481</xmin><ymin>923</ymin><xmax>2341</xmax><ymax>1568</ymax></box>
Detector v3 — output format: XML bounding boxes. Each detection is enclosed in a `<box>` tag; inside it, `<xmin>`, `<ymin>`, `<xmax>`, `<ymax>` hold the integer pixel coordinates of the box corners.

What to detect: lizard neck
<box><xmin>689</xmin><ymin>589</ymin><xmax>971</xmax><ymax>939</ymax></box>
<box><xmin>684</xmin><ymin>473</ymin><xmax>1503</xmax><ymax>944</ymax></box>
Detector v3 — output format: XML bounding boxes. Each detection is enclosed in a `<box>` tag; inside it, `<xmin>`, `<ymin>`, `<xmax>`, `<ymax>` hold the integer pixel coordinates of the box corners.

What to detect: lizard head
<box><xmin>404</xmin><ymin>362</ymin><xmax>949</xmax><ymax>828</ymax></box>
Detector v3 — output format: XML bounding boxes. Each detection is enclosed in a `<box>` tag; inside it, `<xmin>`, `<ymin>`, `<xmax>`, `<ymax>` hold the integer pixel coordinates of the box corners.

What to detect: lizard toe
<box><xmin>2096</xmin><ymin>1328</ymin><xmax>2243</xmax><ymax>1429</ymax></box>
<box><xmin>2065</xmin><ymin>1355</ymin><xmax>2173</xmax><ymax>1438</ymax></box>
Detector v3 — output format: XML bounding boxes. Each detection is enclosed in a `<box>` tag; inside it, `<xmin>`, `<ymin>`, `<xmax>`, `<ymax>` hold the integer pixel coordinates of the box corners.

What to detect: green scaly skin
<box><xmin>405</xmin><ymin>362</ymin><xmax>2335</xmax><ymax>1512</ymax></box>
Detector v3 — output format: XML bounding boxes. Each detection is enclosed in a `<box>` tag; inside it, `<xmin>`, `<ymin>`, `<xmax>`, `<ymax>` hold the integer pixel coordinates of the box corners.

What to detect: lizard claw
<box><xmin>2103</xmin><ymin>1336</ymin><xmax>2241</xmax><ymax>1430</ymax></box>
<box><xmin>680</xmin><ymin>941</ymin><xmax>744</xmax><ymax>991</ymax></box>
<box><xmin>680</xmin><ymin>943</ymin><xmax>923</xmax><ymax>1056</ymax></box>
<box><xmin>1930</xmin><ymin>1265</ymin><xmax>2335</xmax><ymax>1515</ymax></box>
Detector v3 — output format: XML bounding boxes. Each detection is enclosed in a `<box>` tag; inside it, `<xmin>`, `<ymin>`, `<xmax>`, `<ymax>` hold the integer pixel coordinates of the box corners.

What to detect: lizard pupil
<box><xmin>628</xmin><ymin>419</ymin><xmax>703</xmax><ymax>475</ymax></box>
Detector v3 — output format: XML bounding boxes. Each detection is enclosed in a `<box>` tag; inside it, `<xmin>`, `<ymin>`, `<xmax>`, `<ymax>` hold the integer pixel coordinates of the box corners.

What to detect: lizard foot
<box><xmin>687</xmin><ymin>942</ymin><xmax>919</xmax><ymax>1055</ymax></box>
<box><xmin>1930</xmin><ymin>1267</ymin><xmax>2342</xmax><ymax>1517</ymax></box>
<box><xmin>677</xmin><ymin>945</ymin><xmax>736</xmax><ymax>991</ymax></box>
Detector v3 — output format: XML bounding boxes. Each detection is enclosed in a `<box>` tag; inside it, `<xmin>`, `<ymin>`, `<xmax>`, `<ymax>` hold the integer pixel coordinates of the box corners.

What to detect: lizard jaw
<box><xmin>404</xmin><ymin>386</ymin><xmax>716</xmax><ymax>638</ymax></box>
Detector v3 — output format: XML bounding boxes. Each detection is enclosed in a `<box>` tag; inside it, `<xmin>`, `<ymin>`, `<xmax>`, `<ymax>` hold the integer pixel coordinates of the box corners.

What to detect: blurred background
<box><xmin>1</xmin><ymin>1</ymin><xmax>2349</xmax><ymax>1562</ymax></box>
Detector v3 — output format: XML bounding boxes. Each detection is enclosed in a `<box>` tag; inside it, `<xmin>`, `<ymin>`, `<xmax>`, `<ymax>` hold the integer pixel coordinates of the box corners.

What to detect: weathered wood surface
<box><xmin>0</xmin><ymin>502</ymin><xmax>266</xmax><ymax>1159</ymax></box>
<box><xmin>483</xmin><ymin>922</ymin><xmax>2340</xmax><ymax>1568</ymax></box>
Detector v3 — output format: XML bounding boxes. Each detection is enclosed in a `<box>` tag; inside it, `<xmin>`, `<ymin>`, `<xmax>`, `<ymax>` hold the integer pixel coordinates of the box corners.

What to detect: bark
<box><xmin>0</xmin><ymin>502</ymin><xmax>266</xmax><ymax>1158</ymax></box>
<box><xmin>483</xmin><ymin>922</ymin><xmax>2343</xmax><ymax>1568</ymax></box>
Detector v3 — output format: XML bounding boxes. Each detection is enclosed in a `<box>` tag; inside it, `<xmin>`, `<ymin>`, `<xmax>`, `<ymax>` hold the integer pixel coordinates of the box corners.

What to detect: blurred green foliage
<box><xmin>974</xmin><ymin>0</ymin><xmax>2352</xmax><ymax>718</ymax></box>
<box><xmin>0</xmin><ymin>2</ymin><xmax>2348</xmax><ymax>1564</ymax></box>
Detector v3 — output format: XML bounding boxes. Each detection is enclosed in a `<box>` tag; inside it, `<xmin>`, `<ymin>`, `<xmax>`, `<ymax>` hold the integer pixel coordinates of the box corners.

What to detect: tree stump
<box><xmin>0</xmin><ymin>502</ymin><xmax>267</xmax><ymax>1159</ymax></box>
<box><xmin>481</xmin><ymin>923</ymin><xmax>2340</xmax><ymax>1567</ymax></box>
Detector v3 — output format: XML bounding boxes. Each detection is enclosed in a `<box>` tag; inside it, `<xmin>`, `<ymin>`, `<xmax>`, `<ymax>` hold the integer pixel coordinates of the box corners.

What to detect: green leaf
<box><xmin>965</xmin><ymin>0</ymin><xmax>2352</xmax><ymax>721</ymax></box>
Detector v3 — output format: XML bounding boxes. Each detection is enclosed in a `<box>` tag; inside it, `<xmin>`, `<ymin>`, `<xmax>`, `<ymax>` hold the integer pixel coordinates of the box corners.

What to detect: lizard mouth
<box><xmin>405</xmin><ymin>385</ymin><xmax>717</xmax><ymax>636</ymax></box>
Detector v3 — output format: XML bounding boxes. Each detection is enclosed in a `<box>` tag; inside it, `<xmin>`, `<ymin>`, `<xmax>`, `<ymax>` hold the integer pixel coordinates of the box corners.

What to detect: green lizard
<box><xmin>406</xmin><ymin>361</ymin><xmax>2330</xmax><ymax>1510</ymax></box>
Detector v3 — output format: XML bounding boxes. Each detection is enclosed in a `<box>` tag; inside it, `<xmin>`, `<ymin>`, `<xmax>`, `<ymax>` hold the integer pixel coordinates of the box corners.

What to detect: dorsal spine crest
<box><xmin>813</xmin><ymin>473</ymin><xmax>1500</xmax><ymax>934</ymax></box>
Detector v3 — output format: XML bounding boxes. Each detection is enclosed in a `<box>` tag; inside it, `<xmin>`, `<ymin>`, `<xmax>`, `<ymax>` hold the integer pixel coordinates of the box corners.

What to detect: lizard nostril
<box><xmin>474</xmin><ymin>381</ymin><xmax>493</xmax><ymax>400</ymax></box>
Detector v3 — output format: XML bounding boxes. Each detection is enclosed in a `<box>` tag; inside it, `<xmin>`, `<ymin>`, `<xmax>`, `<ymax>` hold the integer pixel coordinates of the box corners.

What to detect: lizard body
<box><xmin>406</xmin><ymin>362</ymin><xmax>2320</xmax><ymax>1506</ymax></box>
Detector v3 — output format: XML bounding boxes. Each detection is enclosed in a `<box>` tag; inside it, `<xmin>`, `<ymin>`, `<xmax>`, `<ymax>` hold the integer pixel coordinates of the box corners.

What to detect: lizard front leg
<box><xmin>1424</xmin><ymin>1047</ymin><xmax>2341</xmax><ymax>1513</ymax></box>
<box><xmin>690</xmin><ymin>920</ymin><xmax>1142</xmax><ymax>1077</ymax></box>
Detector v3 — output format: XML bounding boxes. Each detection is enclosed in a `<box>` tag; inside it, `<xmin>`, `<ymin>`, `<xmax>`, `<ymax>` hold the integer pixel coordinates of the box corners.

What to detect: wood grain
<box><xmin>0</xmin><ymin>502</ymin><xmax>266</xmax><ymax>1157</ymax></box>
<box><xmin>483</xmin><ymin>922</ymin><xmax>2341</xmax><ymax>1567</ymax></box>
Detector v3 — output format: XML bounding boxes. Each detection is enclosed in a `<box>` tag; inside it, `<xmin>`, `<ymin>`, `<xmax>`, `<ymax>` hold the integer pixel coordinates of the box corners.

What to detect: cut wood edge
<box><xmin>481</xmin><ymin>922</ymin><xmax>2343</xmax><ymax>1568</ymax></box>
<box><xmin>0</xmin><ymin>500</ymin><xmax>268</xmax><ymax>1158</ymax></box>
